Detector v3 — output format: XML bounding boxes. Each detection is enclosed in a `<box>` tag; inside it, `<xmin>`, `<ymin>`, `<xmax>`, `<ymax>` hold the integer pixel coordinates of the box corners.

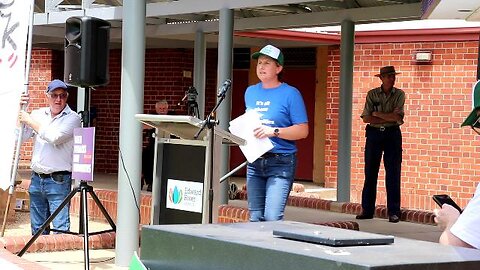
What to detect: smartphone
<box><xmin>432</xmin><ymin>194</ymin><xmax>463</xmax><ymax>213</ymax></box>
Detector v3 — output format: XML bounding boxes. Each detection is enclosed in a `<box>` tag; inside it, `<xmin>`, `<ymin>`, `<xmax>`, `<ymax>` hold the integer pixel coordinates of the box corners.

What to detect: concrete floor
<box><xmin>16</xmin><ymin>173</ymin><xmax>443</xmax><ymax>269</ymax></box>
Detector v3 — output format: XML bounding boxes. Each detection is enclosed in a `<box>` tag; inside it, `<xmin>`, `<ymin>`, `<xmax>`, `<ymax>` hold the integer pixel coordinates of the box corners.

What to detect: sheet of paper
<box><xmin>229</xmin><ymin>110</ymin><xmax>273</xmax><ymax>163</ymax></box>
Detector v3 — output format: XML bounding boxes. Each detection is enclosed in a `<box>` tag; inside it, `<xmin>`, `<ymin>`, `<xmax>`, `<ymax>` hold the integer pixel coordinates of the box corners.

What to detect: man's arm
<box><xmin>362</xmin><ymin>115</ymin><xmax>388</xmax><ymax>124</ymax></box>
<box><xmin>371</xmin><ymin>107</ymin><xmax>403</xmax><ymax>123</ymax></box>
<box><xmin>439</xmin><ymin>229</ymin><xmax>474</xmax><ymax>248</ymax></box>
<box><xmin>434</xmin><ymin>204</ymin><xmax>475</xmax><ymax>248</ymax></box>
<box><xmin>37</xmin><ymin>113</ymin><xmax>82</xmax><ymax>145</ymax></box>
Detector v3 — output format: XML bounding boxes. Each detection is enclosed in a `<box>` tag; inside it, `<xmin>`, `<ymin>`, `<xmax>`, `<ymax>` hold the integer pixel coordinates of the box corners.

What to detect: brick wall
<box><xmin>22</xmin><ymin>48</ymin><xmax>218</xmax><ymax>173</ymax></box>
<box><xmin>324</xmin><ymin>41</ymin><xmax>480</xmax><ymax>211</ymax></box>
<box><xmin>81</xmin><ymin>48</ymin><xmax>219</xmax><ymax>172</ymax></box>
<box><xmin>24</xmin><ymin>41</ymin><xmax>480</xmax><ymax>212</ymax></box>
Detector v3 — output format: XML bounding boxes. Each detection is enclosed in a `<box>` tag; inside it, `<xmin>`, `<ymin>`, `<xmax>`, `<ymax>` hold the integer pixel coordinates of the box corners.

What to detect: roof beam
<box><xmin>34</xmin><ymin>0</ymin><xmax>324</xmax><ymax>25</ymax></box>
<box><xmin>146</xmin><ymin>3</ymin><xmax>422</xmax><ymax>36</ymax></box>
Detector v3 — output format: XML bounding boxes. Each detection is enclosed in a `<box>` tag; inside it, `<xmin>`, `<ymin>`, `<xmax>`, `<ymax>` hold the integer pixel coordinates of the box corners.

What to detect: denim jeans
<box><xmin>29</xmin><ymin>172</ymin><xmax>72</xmax><ymax>235</ymax></box>
<box><xmin>246</xmin><ymin>153</ymin><xmax>296</xmax><ymax>222</ymax></box>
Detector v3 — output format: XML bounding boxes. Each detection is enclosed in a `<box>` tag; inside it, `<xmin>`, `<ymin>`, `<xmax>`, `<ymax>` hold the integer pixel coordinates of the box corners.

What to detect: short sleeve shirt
<box><xmin>361</xmin><ymin>86</ymin><xmax>405</xmax><ymax>128</ymax></box>
<box><xmin>450</xmin><ymin>183</ymin><xmax>480</xmax><ymax>249</ymax></box>
<box><xmin>244</xmin><ymin>82</ymin><xmax>308</xmax><ymax>153</ymax></box>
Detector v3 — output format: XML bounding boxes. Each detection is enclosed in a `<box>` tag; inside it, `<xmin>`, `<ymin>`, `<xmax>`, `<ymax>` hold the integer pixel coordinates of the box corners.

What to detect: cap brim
<box><xmin>251</xmin><ymin>52</ymin><xmax>283</xmax><ymax>66</ymax></box>
<box><xmin>251</xmin><ymin>52</ymin><xmax>262</xmax><ymax>59</ymax></box>
<box><xmin>461</xmin><ymin>109</ymin><xmax>478</xmax><ymax>126</ymax></box>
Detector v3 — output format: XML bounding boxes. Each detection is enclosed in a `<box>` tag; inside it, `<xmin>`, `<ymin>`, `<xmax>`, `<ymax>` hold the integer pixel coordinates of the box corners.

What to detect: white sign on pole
<box><xmin>0</xmin><ymin>1</ymin><xmax>33</xmax><ymax>190</ymax></box>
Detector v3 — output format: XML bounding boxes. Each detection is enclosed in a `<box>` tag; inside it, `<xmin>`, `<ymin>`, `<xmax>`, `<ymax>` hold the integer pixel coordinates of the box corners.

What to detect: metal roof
<box><xmin>32</xmin><ymin>0</ymin><xmax>423</xmax><ymax>49</ymax></box>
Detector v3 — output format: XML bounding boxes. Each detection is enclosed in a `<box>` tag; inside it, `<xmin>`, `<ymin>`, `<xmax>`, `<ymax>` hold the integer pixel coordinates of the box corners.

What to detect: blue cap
<box><xmin>47</xmin><ymin>79</ymin><xmax>68</xmax><ymax>93</ymax></box>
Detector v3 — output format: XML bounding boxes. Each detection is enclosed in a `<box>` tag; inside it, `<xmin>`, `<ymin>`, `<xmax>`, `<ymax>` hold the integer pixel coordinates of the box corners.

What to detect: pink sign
<box><xmin>72</xmin><ymin>127</ymin><xmax>95</xmax><ymax>181</ymax></box>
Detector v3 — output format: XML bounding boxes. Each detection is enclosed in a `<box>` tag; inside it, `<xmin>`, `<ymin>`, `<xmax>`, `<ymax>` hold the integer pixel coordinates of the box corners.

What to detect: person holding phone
<box><xmin>434</xmin><ymin>91</ymin><xmax>480</xmax><ymax>249</ymax></box>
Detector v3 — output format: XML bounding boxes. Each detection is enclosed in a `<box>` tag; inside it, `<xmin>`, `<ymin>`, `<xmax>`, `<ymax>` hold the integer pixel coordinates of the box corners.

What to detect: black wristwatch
<box><xmin>273</xmin><ymin>128</ymin><xmax>280</xmax><ymax>137</ymax></box>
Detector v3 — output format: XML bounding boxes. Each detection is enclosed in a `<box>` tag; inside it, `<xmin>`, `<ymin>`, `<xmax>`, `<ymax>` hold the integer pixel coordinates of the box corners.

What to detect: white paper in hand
<box><xmin>229</xmin><ymin>110</ymin><xmax>273</xmax><ymax>163</ymax></box>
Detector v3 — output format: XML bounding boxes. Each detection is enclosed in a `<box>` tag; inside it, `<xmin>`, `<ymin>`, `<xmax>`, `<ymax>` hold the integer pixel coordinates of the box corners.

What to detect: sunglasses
<box><xmin>48</xmin><ymin>92</ymin><xmax>68</xmax><ymax>100</ymax></box>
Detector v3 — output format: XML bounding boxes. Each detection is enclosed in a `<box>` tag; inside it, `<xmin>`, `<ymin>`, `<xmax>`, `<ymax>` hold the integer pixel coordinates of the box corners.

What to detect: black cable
<box><xmin>118</xmin><ymin>145</ymin><xmax>142</xmax><ymax>223</ymax></box>
<box><xmin>103</xmin><ymin>87</ymin><xmax>142</xmax><ymax>223</ymax></box>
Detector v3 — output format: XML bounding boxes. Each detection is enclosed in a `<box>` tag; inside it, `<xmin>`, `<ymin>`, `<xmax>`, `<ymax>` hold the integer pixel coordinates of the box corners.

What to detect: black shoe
<box><xmin>356</xmin><ymin>213</ymin><xmax>373</xmax><ymax>220</ymax></box>
<box><xmin>388</xmin><ymin>215</ymin><xmax>400</xmax><ymax>223</ymax></box>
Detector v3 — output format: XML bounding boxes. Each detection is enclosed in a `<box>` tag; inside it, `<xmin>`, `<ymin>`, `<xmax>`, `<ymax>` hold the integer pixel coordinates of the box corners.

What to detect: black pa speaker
<box><xmin>64</xmin><ymin>16</ymin><xmax>110</xmax><ymax>87</ymax></box>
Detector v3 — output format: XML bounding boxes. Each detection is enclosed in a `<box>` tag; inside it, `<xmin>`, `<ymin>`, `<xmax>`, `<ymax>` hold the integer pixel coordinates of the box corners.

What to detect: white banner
<box><xmin>0</xmin><ymin>1</ymin><xmax>33</xmax><ymax>190</ymax></box>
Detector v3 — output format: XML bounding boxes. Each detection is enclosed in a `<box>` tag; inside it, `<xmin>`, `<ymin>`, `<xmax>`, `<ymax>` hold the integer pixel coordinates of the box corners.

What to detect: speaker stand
<box><xmin>17</xmin><ymin>181</ymin><xmax>116</xmax><ymax>268</ymax></box>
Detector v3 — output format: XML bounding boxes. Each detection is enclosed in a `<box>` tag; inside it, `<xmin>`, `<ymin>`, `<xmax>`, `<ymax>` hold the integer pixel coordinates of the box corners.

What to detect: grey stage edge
<box><xmin>140</xmin><ymin>221</ymin><xmax>480</xmax><ymax>270</ymax></box>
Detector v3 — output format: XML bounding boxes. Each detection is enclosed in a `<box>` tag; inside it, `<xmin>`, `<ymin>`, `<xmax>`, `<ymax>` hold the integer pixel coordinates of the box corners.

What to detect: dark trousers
<box><xmin>361</xmin><ymin>125</ymin><xmax>402</xmax><ymax>216</ymax></box>
<box><xmin>142</xmin><ymin>144</ymin><xmax>155</xmax><ymax>186</ymax></box>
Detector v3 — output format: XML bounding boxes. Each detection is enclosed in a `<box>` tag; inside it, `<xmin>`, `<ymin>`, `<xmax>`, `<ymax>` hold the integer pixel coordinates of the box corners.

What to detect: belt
<box><xmin>367</xmin><ymin>125</ymin><xmax>399</xmax><ymax>132</ymax></box>
<box><xmin>259</xmin><ymin>152</ymin><xmax>293</xmax><ymax>159</ymax></box>
<box><xmin>34</xmin><ymin>171</ymin><xmax>71</xmax><ymax>179</ymax></box>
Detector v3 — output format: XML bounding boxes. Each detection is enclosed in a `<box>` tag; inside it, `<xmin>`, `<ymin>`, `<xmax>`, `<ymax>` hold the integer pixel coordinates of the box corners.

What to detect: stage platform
<box><xmin>140</xmin><ymin>221</ymin><xmax>480</xmax><ymax>270</ymax></box>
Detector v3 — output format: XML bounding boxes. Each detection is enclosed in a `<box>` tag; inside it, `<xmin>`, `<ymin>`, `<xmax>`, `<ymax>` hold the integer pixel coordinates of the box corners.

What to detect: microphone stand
<box><xmin>194</xmin><ymin>86</ymin><xmax>229</xmax><ymax>223</ymax></box>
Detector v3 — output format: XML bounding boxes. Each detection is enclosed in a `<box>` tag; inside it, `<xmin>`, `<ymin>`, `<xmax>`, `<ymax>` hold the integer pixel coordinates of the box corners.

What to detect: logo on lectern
<box><xmin>166</xmin><ymin>179</ymin><xmax>203</xmax><ymax>213</ymax></box>
<box><xmin>168</xmin><ymin>186</ymin><xmax>183</xmax><ymax>204</ymax></box>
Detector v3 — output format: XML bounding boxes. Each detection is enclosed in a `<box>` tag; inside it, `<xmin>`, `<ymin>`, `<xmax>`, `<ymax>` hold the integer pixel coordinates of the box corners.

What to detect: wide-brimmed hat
<box><xmin>47</xmin><ymin>79</ymin><xmax>68</xmax><ymax>93</ymax></box>
<box><xmin>375</xmin><ymin>66</ymin><xmax>400</xmax><ymax>77</ymax></box>
<box><xmin>251</xmin><ymin>45</ymin><xmax>284</xmax><ymax>66</ymax></box>
<box><xmin>461</xmin><ymin>81</ymin><xmax>480</xmax><ymax>126</ymax></box>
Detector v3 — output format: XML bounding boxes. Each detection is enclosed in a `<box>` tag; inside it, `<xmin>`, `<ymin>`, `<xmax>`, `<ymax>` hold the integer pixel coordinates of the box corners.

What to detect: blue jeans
<box><xmin>29</xmin><ymin>172</ymin><xmax>72</xmax><ymax>235</ymax></box>
<box><xmin>246</xmin><ymin>153</ymin><xmax>296</xmax><ymax>222</ymax></box>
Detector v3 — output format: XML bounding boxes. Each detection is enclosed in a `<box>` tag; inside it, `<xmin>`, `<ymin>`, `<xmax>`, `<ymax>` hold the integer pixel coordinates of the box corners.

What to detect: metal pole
<box><xmin>337</xmin><ymin>19</ymin><xmax>355</xmax><ymax>203</ymax></box>
<box><xmin>1</xmin><ymin>0</ymin><xmax>35</xmax><ymax>237</ymax></box>
<box><xmin>219</xmin><ymin>161</ymin><xmax>247</xmax><ymax>183</ymax></box>
<box><xmin>216</xmin><ymin>8</ymin><xmax>234</xmax><ymax>206</ymax></box>
<box><xmin>115</xmin><ymin>0</ymin><xmax>146</xmax><ymax>266</ymax></box>
<box><xmin>194</xmin><ymin>31</ymin><xmax>206</xmax><ymax>118</ymax></box>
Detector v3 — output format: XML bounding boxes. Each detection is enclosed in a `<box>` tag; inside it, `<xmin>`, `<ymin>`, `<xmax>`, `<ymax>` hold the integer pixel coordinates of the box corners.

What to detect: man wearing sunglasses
<box><xmin>18</xmin><ymin>79</ymin><xmax>81</xmax><ymax>235</ymax></box>
<box><xmin>434</xmin><ymin>84</ymin><xmax>480</xmax><ymax>249</ymax></box>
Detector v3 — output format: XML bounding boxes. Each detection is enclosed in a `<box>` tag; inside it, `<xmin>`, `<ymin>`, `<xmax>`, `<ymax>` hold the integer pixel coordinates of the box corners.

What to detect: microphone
<box><xmin>217</xmin><ymin>79</ymin><xmax>232</xmax><ymax>97</ymax></box>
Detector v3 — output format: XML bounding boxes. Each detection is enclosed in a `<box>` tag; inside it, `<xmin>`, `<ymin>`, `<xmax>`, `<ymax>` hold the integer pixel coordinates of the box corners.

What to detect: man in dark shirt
<box><xmin>356</xmin><ymin>66</ymin><xmax>405</xmax><ymax>223</ymax></box>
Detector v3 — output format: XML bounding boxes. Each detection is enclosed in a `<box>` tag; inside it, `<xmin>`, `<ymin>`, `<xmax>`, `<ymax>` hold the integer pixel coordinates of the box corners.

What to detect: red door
<box><xmin>230</xmin><ymin>68</ymin><xmax>315</xmax><ymax>181</ymax></box>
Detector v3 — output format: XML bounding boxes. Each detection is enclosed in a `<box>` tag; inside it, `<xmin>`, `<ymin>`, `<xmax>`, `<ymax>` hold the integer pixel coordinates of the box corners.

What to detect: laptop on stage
<box><xmin>273</xmin><ymin>225</ymin><xmax>394</xmax><ymax>247</ymax></box>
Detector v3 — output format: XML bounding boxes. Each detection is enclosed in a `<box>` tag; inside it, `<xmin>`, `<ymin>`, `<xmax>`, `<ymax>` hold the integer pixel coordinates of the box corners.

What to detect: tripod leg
<box><xmin>79</xmin><ymin>187</ymin><xmax>85</xmax><ymax>234</ymax></box>
<box><xmin>81</xmin><ymin>186</ymin><xmax>90</xmax><ymax>270</ymax></box>
<box><xmin>87</xmin><ymin>189</ymin><xmax>116</xmax><ymax>230</ymax></box>
<box><xmin>18</xmin><ymin>187</ymin><xmax>78</xmax><ymax>256</ymax></box>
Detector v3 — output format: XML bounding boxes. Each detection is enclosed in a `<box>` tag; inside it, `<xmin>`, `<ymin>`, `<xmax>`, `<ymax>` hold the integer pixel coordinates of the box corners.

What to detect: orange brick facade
<box><xmin>23</xmin><ymin>40</ymin><xmax>479</xmax><ymax>212</ymax></box>
<box><xmin>325</xmin><ymin>41</ymin><xmax>480</xmax><ymax>212</ymax></box>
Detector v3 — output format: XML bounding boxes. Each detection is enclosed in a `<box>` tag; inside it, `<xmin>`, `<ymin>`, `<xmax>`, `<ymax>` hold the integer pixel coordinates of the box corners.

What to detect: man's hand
<box><xmin>20</xmin><ymin>93</ymin><xmax>29</xmax><ymax>107</ymax></box>
<box><xmin>18</xmin><ymin>110</ymin><xmax>32</xmax><ymax>126</ymax></box>
<box><xmin>434</xmin><ymin>204</ymin><xmax>461</xmax><ymax>230</ymax></box>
